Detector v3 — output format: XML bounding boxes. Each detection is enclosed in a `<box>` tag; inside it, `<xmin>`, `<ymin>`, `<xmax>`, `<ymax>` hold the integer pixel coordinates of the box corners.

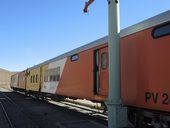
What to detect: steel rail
<box><xmin>8</xmin><ymin>88</ymin><xmax>108</xmax><ymax>123</ymax></box>
<box><xmin>1</xmin><ymin>92</ymin><xmax>17</xmax><ymax>106</ymax></box>
<box><xmin>0</xmin><ymin>91</ymin><xmax>40</xmax><ymax>128</ymax></box>
<box><xmin>19</xmin><ymin>91</ymin><xmax>108</xmax><ymax>121</ymax></box>
<box><xmin>17</xmin><ymin>89</ymin><xmax>108</xmax><ymax>119</ymax></box>
<box><xmin>0</xmin><ymin>101</ymin><xmax>14</xmax><ymax>128</ymax></box>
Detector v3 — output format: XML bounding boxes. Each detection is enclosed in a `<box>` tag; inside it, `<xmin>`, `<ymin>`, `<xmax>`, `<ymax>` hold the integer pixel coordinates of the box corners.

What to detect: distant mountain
<box><xmin>0</xmin><ymin>68</ymin><xmax>16</xmax><ymax>87</ymax></box>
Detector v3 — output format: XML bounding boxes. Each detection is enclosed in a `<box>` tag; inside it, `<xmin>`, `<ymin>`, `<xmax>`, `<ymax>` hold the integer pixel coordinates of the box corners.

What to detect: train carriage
<box><xmin>17</xmin><ymin>70</ymin><xmax>27</xmax><ymax>91</ymax></box>
<box><xmin>10</xmin><ymin>73</ymin><xmax>19</xmax><ymax>90</ymax></box>
<box><xmin>120</xmin><ymin>11</ymin><xmax>170</xmax><ymax>125</ymax></box>
<box><xmin>26</xmin><ymin>67</ymin><xmax>41</xmax><ymax>93</ymax></box>
<box><xmin>121</xmin><ymin>11</ymin><xmax>170</xmax><ymax>111</ymax></box>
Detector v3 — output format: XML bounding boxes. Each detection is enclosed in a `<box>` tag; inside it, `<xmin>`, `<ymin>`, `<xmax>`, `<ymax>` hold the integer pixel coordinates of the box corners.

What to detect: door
<box><xmin>99</xmin><ymin>47</ymin><xmax>108</xmax><ymax>96</ymax></box>
<box><xmin>94</xmin><ymin>47</ymin><xmax>108</xmax><ymax>96</ymax></box>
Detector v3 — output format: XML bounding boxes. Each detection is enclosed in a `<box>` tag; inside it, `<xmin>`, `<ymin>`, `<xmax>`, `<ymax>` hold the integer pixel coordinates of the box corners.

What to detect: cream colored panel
<box><xmin>41</xmin><ymin>58</ymin><xmax>67</xmax><ymax>94</ymax></box>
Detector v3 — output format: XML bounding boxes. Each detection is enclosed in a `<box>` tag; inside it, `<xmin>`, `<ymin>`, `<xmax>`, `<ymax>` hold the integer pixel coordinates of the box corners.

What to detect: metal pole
<box><xmin>107</xmin><ymin>0</ymin><xmax>127</xmax><ymax>127</ymax></box>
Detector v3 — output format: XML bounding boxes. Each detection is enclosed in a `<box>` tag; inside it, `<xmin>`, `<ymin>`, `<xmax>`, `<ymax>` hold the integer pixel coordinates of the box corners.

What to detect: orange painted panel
<box><xmin>57</xmin><ymin>49</ymin><xmax>94</xmax><ymax>100</ymax></box>
<box><xmin>121</xmin><ymin>26</ymin><xmax>170</xmax><ymax>112</ymax></box>
<box><xmin>56</xmin><ymin>44</ymin><xmax>108</xmax><ymax>101</ymax></box>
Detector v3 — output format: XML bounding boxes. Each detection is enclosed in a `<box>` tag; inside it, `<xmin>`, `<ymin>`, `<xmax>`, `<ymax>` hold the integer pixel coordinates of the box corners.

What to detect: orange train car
<box><xmin>10</xmin><ymin>11</ymin><xmax>170</xmax><ymax>127</ymax></box>
<box><xmin>121</xmin><ymin>21</ymin><xmax>170</xmax><ymax>111</ymax></box>
<box><xmin>120</xmin><ymin>11</ymin><xmax>170</xmax><ymax>126</ymax></box>
<box><xmin>55</xmin><ymin>43</ymin><xmax>108</xmax><ymax>101</ymax></box>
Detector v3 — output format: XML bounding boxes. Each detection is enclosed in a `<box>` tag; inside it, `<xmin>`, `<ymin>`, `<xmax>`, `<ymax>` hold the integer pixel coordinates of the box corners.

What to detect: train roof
<box><xmin>28</xmin><ymin>10</ymin><xmax>170</xmax><ymax>70</ymax></box>
<box><xmin>120</xmin><ymin>10</ymin><xmax>170</xmax><ymax>38</ymax></box>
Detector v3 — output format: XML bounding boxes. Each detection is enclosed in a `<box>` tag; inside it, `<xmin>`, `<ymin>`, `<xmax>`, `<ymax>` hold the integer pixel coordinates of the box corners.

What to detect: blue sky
<box><xmin>0</xmin><ymin>0</ymin><xmax>169</xmax><ymax>72</ymax></box>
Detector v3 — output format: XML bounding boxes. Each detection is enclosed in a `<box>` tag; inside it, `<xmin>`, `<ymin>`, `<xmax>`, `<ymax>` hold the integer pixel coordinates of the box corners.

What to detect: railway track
<box><xmin>0</xmin><ymin>87</ymin><xmax>108</xmax><ymax>128</ymax></box>
<box><xmin>0</xmin><ymin>91</ymin><xmax>40</xmax><ymax>128</ymax></box>
<box><xmin>2</xmin><ymin>87</ymin><xmax>108</xmax><ymax>121</ymax></box>
<box><xmin>0</xmin><ymin>101</ymin><xmax>14</xmax><ymax>128</ymax></box>
<box><xmin>18</xmin><ymin>91</ymin><xmax>108</xmax><ymax>122</ymax></box>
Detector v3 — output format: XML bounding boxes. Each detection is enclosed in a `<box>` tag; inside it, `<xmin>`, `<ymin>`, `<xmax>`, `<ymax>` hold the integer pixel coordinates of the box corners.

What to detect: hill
<box><xmin>0</xmin><ymin>68</ymin><xmax>16</xmax><ymax>87</ymax></box>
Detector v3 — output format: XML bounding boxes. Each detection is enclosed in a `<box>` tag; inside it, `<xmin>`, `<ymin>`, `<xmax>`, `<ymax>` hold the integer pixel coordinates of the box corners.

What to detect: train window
<box><xmin>33</xmin><ymin>75</ymin><xmax>35</xmax><ymax>83</ymax></box>
<box><xmin>53</xmin><ymin>75</ymin><xmax>60</xmax><ymax>81</ymax></box>
<box><xmin>152</xmin><ymin>22</ymin><xmax>170</xmax><ymax>38</ymax></box>
<box><xmin>44</xmin><ymin>67</ymin><xmax>60</xmax><ymax>82</ymax></box>
<box><xmin>53</xmin><ymin>75</ymin><xmax>57</xmax><ymax>81</ymax></box>
<box><xmin>71</xmin><ymin>54</ymin><xmax>78</xmax><ymax>61</ymax></box>
<box><xmin>45</xmin><ymin>76</ymin><xmax>48</xmax><ymax>82</ymax></box>
<box><xmin>44</xmin><ymin>76</ymin><xmax>47</xmax><ymax>82</ymax></box>
<box><xmin>47</xmin><ymin>76</ymin><xmax>49</xmax><ymax>82</ymax></box>
<box><xmin>30</xmin><ymin>76</ymin><xmax>32</xmax><ymax>83</ymax></box>
<box><xmin>57</xmin><ymin>75</ymin><xmax>60</xmax><ymax>81</ymax></box>
<box><xmin>101</xmin><ymin>52</ymin><xmax>108</xmax><ymax>69</ymax></box>
<box><xmin>36</xmin><ymin>75</ymin><xmax>38</xmax><ymax>83</ymax></box>
<box><xmin>56</xmin><ymin>67</ymin><xmax>60</xmax><ymax>81</ymax></box>
<box><xmin>53</xmin><ymin>67</ymin><xmax>60</xmax><ymax>81</ymax></box>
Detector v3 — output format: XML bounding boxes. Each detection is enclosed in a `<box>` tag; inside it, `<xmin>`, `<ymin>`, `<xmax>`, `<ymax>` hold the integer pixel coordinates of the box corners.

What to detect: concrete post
<box><xmin>107</xmin><ymin>0</ymin><xmax>127</xmax><ymax>127</ymax></box>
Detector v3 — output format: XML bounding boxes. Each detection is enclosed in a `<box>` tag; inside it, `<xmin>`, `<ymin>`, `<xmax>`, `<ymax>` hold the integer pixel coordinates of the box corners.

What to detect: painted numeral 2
<box><xmin>145</xmin><ymin>92</ymin><xmax>170</xmax><ymax>105</ymax></box>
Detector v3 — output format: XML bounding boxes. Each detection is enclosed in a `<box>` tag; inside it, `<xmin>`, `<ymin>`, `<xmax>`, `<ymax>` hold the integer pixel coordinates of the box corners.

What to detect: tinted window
<box><xmin>71</xmin><ymin>54</ymin><xmax>78</xmax><ymax>61</ymax></box>
<box><xmin>152</xmin><ymin>22</ymin><xmax>170</xmax><ymax>38</ymax></box>
<box><xmin>44</xmin><ymin>67</ymin><xmax>60</xmax><ymax>82</ymax></box>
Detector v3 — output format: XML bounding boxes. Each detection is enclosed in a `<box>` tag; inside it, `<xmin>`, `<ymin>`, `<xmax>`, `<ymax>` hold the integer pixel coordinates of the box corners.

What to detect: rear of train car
<box><xmin>121</xmin><ymin>11</ymin><xmax>170</xmax><ymax>126</ymax></box>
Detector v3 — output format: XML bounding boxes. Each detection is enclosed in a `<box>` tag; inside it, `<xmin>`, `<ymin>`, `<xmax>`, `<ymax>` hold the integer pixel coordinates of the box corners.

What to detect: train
<box><xmin>10</xmin><ymin>10</ymin><xmax>170</xmax><ymax>127</ymax></box>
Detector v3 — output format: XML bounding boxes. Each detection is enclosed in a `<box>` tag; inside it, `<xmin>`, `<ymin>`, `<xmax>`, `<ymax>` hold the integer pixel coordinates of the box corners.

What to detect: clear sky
<box><xmin>0</xmin><ymin>0</ymin><xmax>169</xmax><ymax>72</ymax></box>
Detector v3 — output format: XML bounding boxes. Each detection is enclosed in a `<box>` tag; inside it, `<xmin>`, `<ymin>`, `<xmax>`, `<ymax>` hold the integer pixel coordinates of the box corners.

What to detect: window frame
<box><xmin>33</xmin><ymin>75</ymin><xmax>35</xmax><ymax>83</ymax></box>
<box><xmin>101</xmin><ymin>52</ymin><xmax>108</xmax><ymax>70</ymax></box>
<box><xmin>30</xmin><ymin>76</ymin><xmax>32</xmax><ymax>83</ymax></box>
<box><xmin>71</xmin><ymin>54</ymin><xmax>79</xmax><ymax>62</ymax></box>
<box><xmin>44</xmin><ymin>67</ymin><xmax>60</xmax><ymax>82</ymax></box>
<box><xmin>36</xmin><ymin>74</ymin><xmax>38</xmax><ymax>83</ymax></box>
<box><xmin>152</xmin><ymin>22</ymin><xmax>170</xmax><ymax>39</ymax></box>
